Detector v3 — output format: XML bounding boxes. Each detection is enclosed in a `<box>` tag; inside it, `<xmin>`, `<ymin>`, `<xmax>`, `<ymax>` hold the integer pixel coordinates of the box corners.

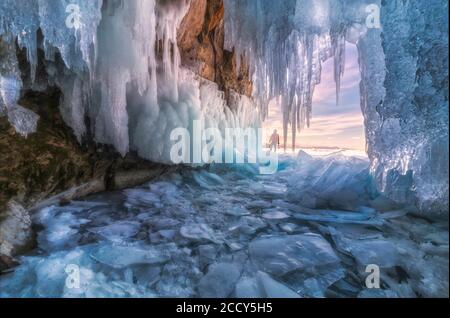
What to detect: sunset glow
<box><xmin>263</xmin><ymin>43</ymin><xmax>365</xmax><ymax>151</ymax></box>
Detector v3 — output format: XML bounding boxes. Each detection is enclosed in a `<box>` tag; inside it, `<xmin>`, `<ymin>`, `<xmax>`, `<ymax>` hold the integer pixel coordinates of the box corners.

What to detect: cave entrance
<box><xmin>263</xmin><ymin>42</ymin><xmax>366</xmax><ymax>156</ymax></box>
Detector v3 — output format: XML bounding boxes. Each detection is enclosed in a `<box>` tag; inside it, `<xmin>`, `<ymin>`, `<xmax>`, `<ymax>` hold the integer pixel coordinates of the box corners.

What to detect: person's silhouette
<box><xmin>269</xmin><ymin>129</ymin><xmax>280</xmax><ymax>153</ymax></box>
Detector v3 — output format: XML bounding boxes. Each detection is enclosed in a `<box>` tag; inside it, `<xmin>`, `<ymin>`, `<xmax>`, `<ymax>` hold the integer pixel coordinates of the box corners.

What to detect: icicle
<box><xmin>0</xmin><ymin>0</ymin><xmax>261</xmax><ymax>163</ymax></box>
<box><xmin>37</xmin><ymin>0</ymin><xmax>103</xmax><ymax>72</ymax></box>
<box><xmin>332</xmin><ymin>33</ymin><xmax>346</xmax><ymax>105</ymax></box>
<box><xmin>156</xmin><ymin>0</ymin><xmax>191</xmax><ymax>103</ymax></box>
<box><xmin>0</xmin><ymin>39</ymin><xmax>39</xmax><ymax>137</ymax></box>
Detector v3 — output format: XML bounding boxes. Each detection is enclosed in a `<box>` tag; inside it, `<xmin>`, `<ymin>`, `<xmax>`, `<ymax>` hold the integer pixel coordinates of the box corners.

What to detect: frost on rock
<box><xmin>6</xmin><ymin>105</ymin><xmax>40</xmax><ymax>137</ymax></box>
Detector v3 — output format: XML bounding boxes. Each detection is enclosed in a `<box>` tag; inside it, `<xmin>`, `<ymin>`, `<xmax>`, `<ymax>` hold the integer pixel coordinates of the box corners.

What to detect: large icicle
<box><xmin>0</xmin><ymin>0</ymin><xmax>103</xmax><ymax>138</ymax></box>
<box><xmin>224</xmin><ymin>0</ymin><xmax>353</xmax><ymax>149</ymax></box>
<box><xmin>0</xmin><ymin>38</ymin><xmax>39</xmax><ymax>137</ymax></box>
<box><xmin>1</xmin><ymin>0</ymin><xmax>261</xmax><ymax>163</ymax></box>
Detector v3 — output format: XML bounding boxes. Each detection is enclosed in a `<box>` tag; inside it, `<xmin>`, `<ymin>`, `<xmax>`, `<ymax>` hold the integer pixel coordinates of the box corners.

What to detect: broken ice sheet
<box><xmin>344</xmin><ymin>239</ymin><xmax>401</xmax><ymax>268</ymax></box>
<box><xmin>323</xmin><ymin>224</ymin><xmax>410</xmax><ymax>267</ymax></box>
<box><xmin>262</xmin><ymin>209</ymin><xmax>290</xmax><ymax>220</ymax></box>
<box><xmin>1</xmin><ymin>147</ymin><xmax>447</xmax><ymax>298</ymax></box>
<box><xmin>250</xmin><ymin>182</ymin><xmax>287</xmax><ymax>199</ymax></box>
<box><xmin>191</xmin><ymin>170</ymin><xmax>225</xmax><ymax>188</ymax></box>
<box><xmin>285</xmin><ymin>267</ymin><xmax>346</xmax><ymax>298</ymax></box>
<box><xmin>36</xmin><ymin>207</ymin><xmax>90</xmax><ymax>252</ymax></box>
<box><xmin>321</xmin><ymin>220</ymin><xmax>449</xmax><ymax>297</ymax></box>
<box><xmin>249</xmin><ymin>234</ymin><xmax>342</xmax><ymax>277</ymax></box>
<box><xmin>133</xmin><ymin>265</ymin><xmax>161</xmax><ymax>288</ymax></box>
<box><xmin>124</xmin><ymin>188</ymin><xmax>162</xmax><ymax>210</ymax></box>
<box><xmin>0</xmin><ymin>247</ymin><xmax>94</xmax><ymax>297</ymax></box>
<box><xmin>228</xmin><ymin>216</ymin><xmax>267</xmax><ymax>236</ymax></box>
<box><xmin>198</xmin><ymin>263</ymin><xmax>241</xmax><ymax>298</ymax></box>
<box><xmin>292</xmin><ymin>206</ymin><xmax>384</xmax><ymax>226</ymax></box>
<box><xmin>287</xmin><ymin>151</ymin><xmax>377</xmax><ymax>210</ymax></box>
<box><xmin>357</xmin><ymin>289</ymin><xmax>399</xmax><ymax>298</ymax></box>
<box><xmin>235</xmin><ymin>271</ymin><xmax>300</xmax><ymax>298</ymax></box>
<box><xmin>180</xmin><ymin>223</ymin><xmax>221</xmax><ymax>244</ymax></box>
<box><xmin>279</xmin><ymin>223</ymin><xmax>299</xmax><ymax>233</ymax></box>
<box><xmin>88</xmin><ymin>221</ymin><xmax>141</xmax><ymax>243</ymax></box>
<box><xmin>245</xmin><ymin>200</ymin><xmax>272</xmax><ymax>210</ymax></box>
<box><xmin>148</xmin><ymin>217</ymin><xmax>181</xmax><ymax>230</ymax></box>
<box><xmin>90</xmin><ymin>244</ymin><xmax>169</xmax><ymax>269</ymax></box>
<box><xmin>223</xmin><ymin>205</ymin><xmax>251</xmax><ymax>217</ymax></box>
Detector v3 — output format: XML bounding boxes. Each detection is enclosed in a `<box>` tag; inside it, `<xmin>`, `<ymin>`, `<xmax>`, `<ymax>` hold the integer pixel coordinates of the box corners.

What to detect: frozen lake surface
<box><xmin>1</xmin><ymin>150</ymin><xmax>448</xmax><ymax>298</ymax></box>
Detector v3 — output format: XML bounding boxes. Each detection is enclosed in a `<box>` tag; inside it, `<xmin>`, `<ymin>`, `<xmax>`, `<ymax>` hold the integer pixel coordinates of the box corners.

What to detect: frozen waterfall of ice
<box><xmin>0</xmin><ymin>0</ymin><xmax>261</xmax><ymax>163</ymax></box>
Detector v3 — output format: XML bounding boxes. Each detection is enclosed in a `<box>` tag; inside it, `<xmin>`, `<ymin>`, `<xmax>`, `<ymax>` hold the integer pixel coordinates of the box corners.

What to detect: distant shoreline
<box><xmin>267</xmin><ymin>144</ymin><xmax>365</xmax><ymax>152</ymax></box>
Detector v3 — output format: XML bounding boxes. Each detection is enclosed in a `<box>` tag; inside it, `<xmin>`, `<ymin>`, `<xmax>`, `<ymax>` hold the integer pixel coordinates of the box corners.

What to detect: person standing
<box><xmin>269</xmin><ymin>129</ymin><xmax>280</xmax><ymax>153</ymax></box>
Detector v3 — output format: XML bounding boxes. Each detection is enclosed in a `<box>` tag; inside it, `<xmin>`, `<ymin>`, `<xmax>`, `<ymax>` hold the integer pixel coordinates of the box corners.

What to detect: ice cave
<box><xmin>0</xmin><ymin>0</ymin><xmax>448</xmax><ymax>299</ymax></box>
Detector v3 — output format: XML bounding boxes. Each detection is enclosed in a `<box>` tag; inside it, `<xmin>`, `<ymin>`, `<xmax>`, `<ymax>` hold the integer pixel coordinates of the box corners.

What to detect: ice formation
<box><xmin>1</xmin><ymin>0</ymin><xmax>447</xmax><ymax>213</ymax></box>
<box><xmin>365</xmin><ymin>0</ymin><xmax>449</xmax><ymax>217</ymax></box>
<box><xmin>0</xmin><ymin>38</ymin><xmax>39</xmax><ymax>137</ymax></box>
<box><xmin>0</xmin><ymin>0</ymin><xmax>260</xmax><ymax>163</ymax></box>
<box><xmin>224</xmin><ymin>0</ymin><xmax>367</xmax><ymax>149</ymax></box>
<box><xmin>224</xmin><ymin>0</ymin><xmax>448</xmax><ymax>216</ymax></box>
<box><xmin>286</xmin><ymin>151</ymin><xmax>378</xmax><ymax>211</ymax></box>
<box><xmin>0</xmin><ymin>152</ymin><xmax>447</xmax><ymax>298</ymax></box>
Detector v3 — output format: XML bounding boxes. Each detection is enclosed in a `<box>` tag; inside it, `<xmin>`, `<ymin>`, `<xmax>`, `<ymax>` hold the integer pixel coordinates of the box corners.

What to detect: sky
<box><xmin>263</xmin><ymin>42</ymin><xmax>366</xmax><ymax>151</ymax></box>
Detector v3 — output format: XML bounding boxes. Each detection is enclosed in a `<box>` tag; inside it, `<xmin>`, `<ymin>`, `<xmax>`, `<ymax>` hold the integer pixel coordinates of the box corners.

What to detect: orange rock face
<box><xmin>177</xmin><ymin>0</ymin><xmax>253</xmax><ymax>99</ymax></box>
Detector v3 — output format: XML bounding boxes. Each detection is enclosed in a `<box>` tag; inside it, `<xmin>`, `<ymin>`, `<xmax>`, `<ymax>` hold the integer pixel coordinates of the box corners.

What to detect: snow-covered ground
<box><xmin>0</xmin><ymin>151</ymin><xmax>448</xmax><ymax>298</ymax></box>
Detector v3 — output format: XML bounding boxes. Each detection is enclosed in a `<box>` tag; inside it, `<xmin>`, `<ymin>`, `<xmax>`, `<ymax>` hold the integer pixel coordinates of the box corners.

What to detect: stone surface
<box><xmin>178</xmin><ymin>0</ymin><xmax>253</xmax><ymax>99</ymax></box>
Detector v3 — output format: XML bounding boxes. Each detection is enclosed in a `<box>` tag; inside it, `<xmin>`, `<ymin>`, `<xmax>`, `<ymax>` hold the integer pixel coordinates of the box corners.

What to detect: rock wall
<box><xmin>0</xmin><ymin>86</ymin><xmax>170</xmax><ymax>210</ymax></box>
<box><xmin>178</xmin><ymin>0</ymin><xmax>253</xmax><ymax>99</ymax></box>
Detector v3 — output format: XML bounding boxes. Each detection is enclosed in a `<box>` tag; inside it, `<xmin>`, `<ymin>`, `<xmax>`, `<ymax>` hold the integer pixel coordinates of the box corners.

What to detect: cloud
<box><xmin>300</xmin><ymin>112</ymin><xmax>364</xmax><ymax>137</ymax></box>
<box><xmin>313</xmin><ymin>54</ymin><xmax>361</xmax><ymax>104</ymax></box>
